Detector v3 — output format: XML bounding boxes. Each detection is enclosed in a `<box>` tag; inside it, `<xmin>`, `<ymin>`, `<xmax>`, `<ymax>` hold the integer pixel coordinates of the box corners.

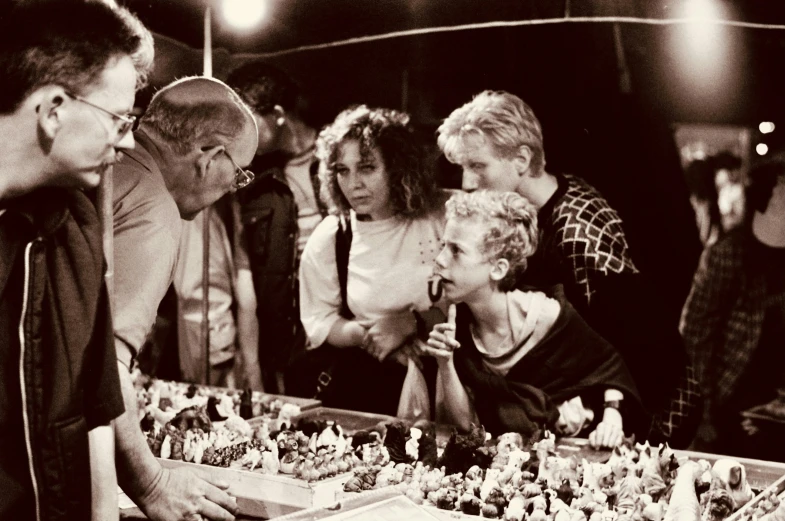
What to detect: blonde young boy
<box><xmin>424</xmin><ymin>191</ymin><xmax>645</xmax><ymax>448</ymax></box>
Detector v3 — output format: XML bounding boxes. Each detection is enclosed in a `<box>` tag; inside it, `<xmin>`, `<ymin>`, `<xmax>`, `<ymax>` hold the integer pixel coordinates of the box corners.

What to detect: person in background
<box><xmin>111</xmin><ymin>76</ymin><xmax>258</xmax><ymax>521</ymax></box>
<box><xmin>437</xmin><ymin>90</ymin><xmax>700</xmax><ymax>446</ymax></box>
<box><xmin>227</xmin><ymin>61</ymin><xmax>326</xmax><ymax>394</ymax></box>
<box><xmin>684</xmin><ymin>152</ymin><xmax>744</xmax><ymax>247</ymax></box>
<box><xmin>173</xmin><ymin>193</ymin><xmax>258</xmax><ymax>389</ymax></box>
<box><xmin>681</xmin><ymin>156</ymin><xmax>785</xmax><ymax>455</ymax></box>
<box><xmin>425</xmin><ymin>191</ymin><xmax>645</xmax><ymax>446</ymax></box>
<box><xmin>0</xmin><ymin>1</ymin><xmax>151</xmax><ymax>519</ymax></box>
<box><xmin>299</xmin><ymin>105</ymin><xmax>447</xmax><ymax>415</ymax></box>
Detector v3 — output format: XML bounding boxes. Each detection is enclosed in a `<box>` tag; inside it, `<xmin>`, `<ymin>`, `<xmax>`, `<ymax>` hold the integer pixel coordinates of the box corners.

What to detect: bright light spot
<box><xmin>685</xmin><ymin>0</ymin><xmax>719</xmax><ymax>21</ymax></box>
<box><xmin>757</xmin><ymin>143</ymin><xmax>769</xmax><ymax>156</ymax></box>
<box><xmin>760</xmin><ymin>122</ymin><xmax>776</xmax><ymax>134</ymax></box>
<box><xmin>222</xmin><ymin>0</ymin><xmax>266</xmax><ymax>29</ymax></box>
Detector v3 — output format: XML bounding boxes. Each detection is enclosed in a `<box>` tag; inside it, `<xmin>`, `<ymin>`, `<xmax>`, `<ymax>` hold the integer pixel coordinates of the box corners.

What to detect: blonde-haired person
<box><xmin>425</xmin><ymin>191</ymin><xmax>645</xmax><ymax>447</ymax></box>
<box><xmin>438</xmin><ymin>90</ymin><xmax>699</xmax><ymax>446</ymax></box>
<box><xmin>298</xmin><ymin>105</ymin><xmax>447</xmax><ymax>415</ymax></box>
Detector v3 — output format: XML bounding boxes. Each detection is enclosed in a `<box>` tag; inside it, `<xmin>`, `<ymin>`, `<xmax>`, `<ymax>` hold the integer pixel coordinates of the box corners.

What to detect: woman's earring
<box><xmin>276</xmin><ymin>116</ymin><xmax>285</xmax><ymax>126</ymax></box>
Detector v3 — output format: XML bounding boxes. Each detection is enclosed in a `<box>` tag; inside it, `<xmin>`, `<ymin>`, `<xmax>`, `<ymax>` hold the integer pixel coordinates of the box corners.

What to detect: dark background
<box><xmin>9</xmin><ymin>0</ymin><xmax>785</xmax><ymax>323</ymax></box>
<box><xmin>120</xmin><ymin>0</ymin><xmax>785</xmax><ymax>325</ymax></box>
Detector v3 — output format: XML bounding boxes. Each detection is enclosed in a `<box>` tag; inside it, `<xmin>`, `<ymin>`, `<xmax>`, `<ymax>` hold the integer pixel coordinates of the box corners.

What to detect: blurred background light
<box><xmin>759</xmin><ymin>122</ymin><xmax>776</xmax><ymax>134</ymax></box>
<box><xmin>222</xmin><ymin>0</ymin><xmax>266</xmax><ymax>30</ymax></box>
<box><xmin>756</xmin><ymin>143</ymin><xmax>769</xmax><ymax>155</ymax></box>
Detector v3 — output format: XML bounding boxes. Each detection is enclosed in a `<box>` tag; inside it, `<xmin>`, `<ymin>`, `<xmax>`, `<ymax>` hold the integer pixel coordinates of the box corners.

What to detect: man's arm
<box><xmin>115</xmin><ymin>363</ymin><xmax>238</xmax><ymax>521</ymax></box>
<box><xmin>680</xmin><ymin>241</ymin><xmax>737</xmax><ymax>432</ymax></box>
<box><xmin>235</xmin><ymin>268</ymin><xmax>263</xmax><ymax>391</ymax></box>
<box><xmin>89</xmin><ymin>424</ymin><xmax>118</xmax><ymax>521</ymax></box>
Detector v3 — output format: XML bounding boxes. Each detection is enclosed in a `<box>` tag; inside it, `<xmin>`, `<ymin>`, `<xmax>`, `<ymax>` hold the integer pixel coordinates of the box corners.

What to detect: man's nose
<box><xmin>461</xmin><ymin>170</ymin><xmax>478</xmax><ymax>192</ymax></box>
<box><xmin>115</xmin><ymin>130</ymin><xmax>135</xmax><ymax>151</ymax></box>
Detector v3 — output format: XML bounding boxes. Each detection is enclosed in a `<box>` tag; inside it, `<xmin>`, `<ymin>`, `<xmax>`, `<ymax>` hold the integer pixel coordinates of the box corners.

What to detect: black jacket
<box><xmin>0</xmin><ymin>188</ymin><xmax>124</xmax><ymax>521</ymax></box>
<box><xmin>237</xmin><ymin>152</ymin><xmax>326</xmax><ymax>374</ymax></box>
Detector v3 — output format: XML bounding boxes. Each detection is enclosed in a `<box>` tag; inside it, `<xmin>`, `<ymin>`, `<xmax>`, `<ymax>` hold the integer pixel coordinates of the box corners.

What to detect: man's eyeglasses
<box><xmin>222</xmin><ymin>149</ymin><xmax>255</xmax><ymax>189</ymax></box>
<box><xmin>63</xmin><ymin>90</ymin><xmax>136</xmax><ymax>143</ymax></box>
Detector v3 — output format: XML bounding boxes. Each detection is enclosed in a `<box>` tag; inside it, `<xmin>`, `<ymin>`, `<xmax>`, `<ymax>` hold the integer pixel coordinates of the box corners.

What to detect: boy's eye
<box><xmin>359</xmin><ymin>163</ymin><xmax>376</xmax><ymax>172</ymax></box>
<box><xmin>335</xmin><ymin>166</ymin><xmax>348</xmax><ymax>176</ymax></box>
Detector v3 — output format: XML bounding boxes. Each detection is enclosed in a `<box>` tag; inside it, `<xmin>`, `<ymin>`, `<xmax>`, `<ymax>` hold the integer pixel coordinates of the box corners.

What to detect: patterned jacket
<box><xmin>518</xmin><ymin>173</ymin><xmax>691</xmax><ymax>421</ymax></box>
<box><xmin>680</xmin><ymin>228</ymin><xmax>767</xmax><ymax>411</ymax></box>
<box><xmin>529</xmin><ymin>173</ymin><xmax>639</xmax><ymax>305</ymax></box>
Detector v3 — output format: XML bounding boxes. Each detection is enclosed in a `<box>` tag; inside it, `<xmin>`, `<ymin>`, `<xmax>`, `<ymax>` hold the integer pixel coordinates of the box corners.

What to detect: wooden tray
<box><xmin>290</xmin><ymin>407</ymin><xmax>397</xmax><ymax>435</ymax></box>
<box><xmin>157</xmin><ymin>458</ymin><xmax>353</xmax><ymax>518</ymax></box>
<box><xmin>727</xmin><ymin>473</ymin><xmax>785</xmax><ymax>521</ymax></box>
<box><xmin>558</xmin><ymin>438</ymin><xmax>785</xmax><ymax>490</ymax></box>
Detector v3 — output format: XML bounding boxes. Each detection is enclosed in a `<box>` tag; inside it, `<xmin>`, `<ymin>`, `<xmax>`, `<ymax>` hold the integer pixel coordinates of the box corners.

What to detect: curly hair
<box><xmin>437</xmin><ymin>90</ymin><xmax>546</xmax><ymax>177</ymax></box>
<box><xmin>315</xmin><ymin>105</ymin><xmax>438</xmax><ymax>217</ymax></box>
<box><xmin>446</xmin><ymin>190</ymin><xmax>539</xmax><ymax>291</ymax></box>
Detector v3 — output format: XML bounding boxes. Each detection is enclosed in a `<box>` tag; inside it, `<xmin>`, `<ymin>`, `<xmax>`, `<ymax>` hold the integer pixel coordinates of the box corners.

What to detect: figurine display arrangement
<box><xmin>340</xmin><ymin>422</ymin><xmax>778</xmax><ymax>521</ymax></box>
<box><xmin>133</xmin><ymin>372</ymin><xmax>303</xmax><ymax>426</ymax></box>
<box><xmin>132</xmin><ymin>374</ymin><xmax>783</xmax><ymax>520</ymax></box>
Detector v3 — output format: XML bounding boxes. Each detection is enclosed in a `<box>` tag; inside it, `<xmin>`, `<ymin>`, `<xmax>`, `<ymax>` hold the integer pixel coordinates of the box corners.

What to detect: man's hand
<box><xmin>139</xmin><ymin>466</ymin><xmax>238</xmax><ymax>521</ymax></box>
<box><xmin>589</xmin><ymin>407</ymin><xmax>624</xmax><ymax>449</ymax></box>
<box><xmin>364</xmin><ymin>313</ymin><xmax>416</xmax><ymax>361</ymax></box>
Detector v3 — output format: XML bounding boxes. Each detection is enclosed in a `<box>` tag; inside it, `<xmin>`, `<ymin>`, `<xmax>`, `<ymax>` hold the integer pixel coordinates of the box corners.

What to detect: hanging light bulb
<box><xmin>222</xmin><ymin>0</ymin><xmax>266</xmax><ymax>30</ymax></box>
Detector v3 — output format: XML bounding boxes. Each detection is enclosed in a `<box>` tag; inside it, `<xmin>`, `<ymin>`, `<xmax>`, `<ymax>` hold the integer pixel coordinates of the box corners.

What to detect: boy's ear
<box><xmin>513</xmin><ymin>145</ymin><xmax>532</xmax><ymax>176</ymax></box>
<box><xmin>489</xmin><ymin>257</ymin><xmax>510</xmax><ymax>283</ymax></box>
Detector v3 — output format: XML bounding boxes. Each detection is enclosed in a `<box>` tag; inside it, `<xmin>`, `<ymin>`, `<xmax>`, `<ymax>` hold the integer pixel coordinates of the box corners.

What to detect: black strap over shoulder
<box><xmin>313</xmin><ymin>214</ymin><xmax>354</xmax><ymax>398</ymax></box>
<box><xmin>335</xmin><ymin>214</ymin><xmax>354</xmax><ymax>320</ymax></box>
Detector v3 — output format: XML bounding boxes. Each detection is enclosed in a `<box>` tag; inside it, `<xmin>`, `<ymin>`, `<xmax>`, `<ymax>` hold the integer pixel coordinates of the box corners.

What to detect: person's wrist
<box><xmin>602</xmin><ymin>405</ymin><xmax>623</xmax><ymax>425</ymax></box>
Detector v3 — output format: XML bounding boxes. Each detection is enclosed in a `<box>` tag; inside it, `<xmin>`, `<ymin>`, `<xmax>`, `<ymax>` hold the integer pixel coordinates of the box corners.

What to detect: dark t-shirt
<box><xmin>0</xmin><ymin>192</ymin><xmax>125</xmax><ymax>519</ymax></box>
<box><xmin>0</xmin><ymin>210</ymin><xmax>32</xmax><ymax>519</ymax></box>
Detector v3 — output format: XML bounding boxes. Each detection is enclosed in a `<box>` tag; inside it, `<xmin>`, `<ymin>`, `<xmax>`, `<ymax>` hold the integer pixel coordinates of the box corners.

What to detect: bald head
<box><xmin>141</xmin><ymin>76</ymin><xmax>257</xmax><ymax>155</ymax></box>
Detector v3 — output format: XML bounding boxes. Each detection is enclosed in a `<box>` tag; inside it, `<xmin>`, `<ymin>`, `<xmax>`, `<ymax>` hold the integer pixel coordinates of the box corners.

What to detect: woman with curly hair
<box><xmin>425</xmin><ymin>190</ymin><xmax>646</xmax><ymax>446</ymax></box>
<box><xmin>298</xmin><ymin>105</ymin><xmax>448</xmax><ymax>415</ymax></box>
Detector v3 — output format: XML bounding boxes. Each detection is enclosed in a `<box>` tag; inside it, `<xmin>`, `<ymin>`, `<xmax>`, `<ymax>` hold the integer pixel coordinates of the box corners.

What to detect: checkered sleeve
<box><xmin>679</xmin><ymin>240</ymin><xmax>739</xmax><ymax>416</ymax></box>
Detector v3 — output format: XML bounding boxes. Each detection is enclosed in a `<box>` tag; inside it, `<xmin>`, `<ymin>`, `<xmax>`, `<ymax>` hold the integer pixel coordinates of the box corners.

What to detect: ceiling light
<box><xmin>222</xmin><ymin>0</ymin><xmax>266</xmax><ymax>30</ymax></box>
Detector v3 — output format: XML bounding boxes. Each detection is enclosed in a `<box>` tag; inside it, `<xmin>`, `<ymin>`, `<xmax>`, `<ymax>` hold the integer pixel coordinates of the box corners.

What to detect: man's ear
<box><xmin>489</xmin><ymin>257</ymin><xmax>510</xmax><ymax>283</ymax></box>
<box><xmin>36</xmin><ymin>87</ymin><xmax>69</xmax><ymax>141</ymax></box>
<box><xmin>196</xmin><ymin>144</ymin><xmax>224</xmax><ymax>180</ymax></box>
<box><xmin>273</xmin><ymin>104</ymin><xmax>286</xmax><ymax>126</ymax></box>
<box><xmin>513</xmin><ymin>145</ymin><xmax>533</xmax><ymax>176</ymax></box>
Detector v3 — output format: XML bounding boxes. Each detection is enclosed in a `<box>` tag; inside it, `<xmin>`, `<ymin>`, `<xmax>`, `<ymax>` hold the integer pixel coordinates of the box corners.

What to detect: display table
<box><xmin>126</xmin><ymin>391</ymin><xmax>785</xmax><ymax>521</ymax></box>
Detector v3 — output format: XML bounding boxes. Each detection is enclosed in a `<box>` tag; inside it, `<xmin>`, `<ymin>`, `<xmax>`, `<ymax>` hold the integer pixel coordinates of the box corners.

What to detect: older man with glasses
<box><xmin>111</xmin><ymin>75</ymin><xmax>257</xmax><ymax>521</ymax></box>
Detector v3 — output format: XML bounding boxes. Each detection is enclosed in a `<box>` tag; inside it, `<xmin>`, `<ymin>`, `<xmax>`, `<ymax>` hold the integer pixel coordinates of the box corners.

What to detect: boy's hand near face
<box><xmin>425</xmin><ymin>304</ymin><xmax>459</xmax><ymax>364</ymax></box>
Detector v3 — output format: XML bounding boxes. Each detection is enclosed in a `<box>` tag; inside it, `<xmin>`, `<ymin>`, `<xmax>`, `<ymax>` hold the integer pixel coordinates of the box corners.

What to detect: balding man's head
<box><xmin>141</xmin><ymin>76</ymin><xmax>257</xmax><ymax>155</ymax></box>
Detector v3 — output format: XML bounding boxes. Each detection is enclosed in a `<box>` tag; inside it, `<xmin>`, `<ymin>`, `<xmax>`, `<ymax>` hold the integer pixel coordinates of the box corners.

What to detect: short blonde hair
<box><xmin>437</xmin><ymin>90</ymin><xmax>545</xmax><ymax>176</ymax></box>
<box><xmin>446</xmin><ymin>190</ymin><xmax>539</xmax><ymax>291</ymax></box>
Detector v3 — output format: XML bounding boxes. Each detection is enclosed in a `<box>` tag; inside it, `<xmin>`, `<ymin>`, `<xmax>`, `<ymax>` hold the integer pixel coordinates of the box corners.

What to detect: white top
<box><xmin>283</xmin><ymin>150</ymin><xmax>322</xmax><ymax>255</ymax></box>
<box><xmin>299</xmin><ymin>208</ymin><xmax>445</xmax><ymax>348</ymax></box>
<box><xmin>174</xmin><ymin>207</ymin><xmax>236</xmax><ymax>379</ymax></box>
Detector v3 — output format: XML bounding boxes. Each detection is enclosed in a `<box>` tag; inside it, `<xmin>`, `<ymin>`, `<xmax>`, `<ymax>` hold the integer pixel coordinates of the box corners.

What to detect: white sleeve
<box><xmin>298</xmin><ymin>215</ymin><xmax>343</xmax><ymax>348</ymax></box>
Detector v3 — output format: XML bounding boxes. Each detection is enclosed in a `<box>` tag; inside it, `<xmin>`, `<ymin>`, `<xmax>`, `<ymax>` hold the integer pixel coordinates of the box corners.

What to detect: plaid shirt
<box><xmin>680</xmin><ymin>229</ymin><xmax>767</xmax><ymax>412</ymax></box>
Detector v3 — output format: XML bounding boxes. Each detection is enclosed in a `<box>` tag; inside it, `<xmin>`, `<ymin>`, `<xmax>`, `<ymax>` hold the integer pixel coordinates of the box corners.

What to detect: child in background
<box><xmin>424</xmin><ymin>190</ymin><xmax>647</xmax><ymax>448</ymax></box>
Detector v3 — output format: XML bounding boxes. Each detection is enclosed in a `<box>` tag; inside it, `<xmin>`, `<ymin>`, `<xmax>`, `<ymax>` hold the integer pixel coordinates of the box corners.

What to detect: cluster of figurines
<box><xmin>342</xmin><ymin>426</ymin><xmax>782</xmax><ymax>521</ymax></box>
<box><xmin>134</xmin><ymin>372</ymin><xmax>302</xmax><ymax>427</ymax></box>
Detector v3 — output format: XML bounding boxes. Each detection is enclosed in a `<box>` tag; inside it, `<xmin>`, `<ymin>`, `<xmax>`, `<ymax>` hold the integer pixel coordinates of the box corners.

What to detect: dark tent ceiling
<box><xmin>117</xmin><ymin>0</ymin><xmax>785</xmax><ymax>127</ymax></box>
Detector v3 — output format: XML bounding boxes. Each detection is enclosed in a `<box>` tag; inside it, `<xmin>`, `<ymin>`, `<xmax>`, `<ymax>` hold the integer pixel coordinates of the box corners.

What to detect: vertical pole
<box><xmin>202</xmin><ymin>3</ymin><xmax>213</xmax><ymax>385</ymax></box>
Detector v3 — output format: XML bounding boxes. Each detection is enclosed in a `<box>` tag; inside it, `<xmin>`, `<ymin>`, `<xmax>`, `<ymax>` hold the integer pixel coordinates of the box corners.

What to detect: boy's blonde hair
<box><xmin>437</xmin><ymin>90</ymin><xmax>546</xmax><ymax>176</ymax></box>
<box><xmin>446</xmin><ymin>190</ymin><xmax>539</xmax><ymax>291</ymax></box>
